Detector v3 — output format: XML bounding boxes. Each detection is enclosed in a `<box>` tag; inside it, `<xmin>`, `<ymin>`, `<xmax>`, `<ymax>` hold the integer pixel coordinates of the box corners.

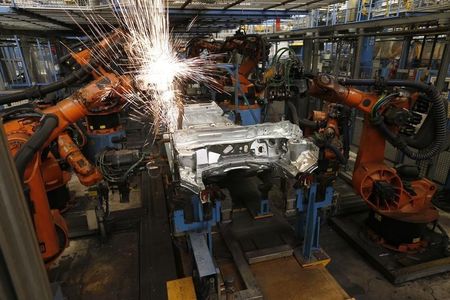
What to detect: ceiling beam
<box><xmin>0</xmin><ymin>15</ymin><xmax>53</xmax><ymax>30</ymax></box>
<box><xmin>287</xmin><ymin>0</ymin><xmax>326</xmax><ymax>11</ymax></box>
<box><xmin>169</xmin><ymin>8</ymin><xmax>306</xmax><ymax>17</ymax></box>
<box><xmin>180</xmin><ymin>0</ymin><xmax>193</xmax><ymax>10</ymax></box>
<box><xmin>11</xmin><ymin>7</ymin><xmax>79</xmax><ymax>31</ymax></box>
<box><xmin>0</xmin><ymin>27</ymin><xmax>73</xmax><ymax>37</ymax></box>
<box><xmin>265</xmin><ymin>12</ymin><xmax>449</xmax><ymax>37</ymax></box>
<box><xmin>264</xmin><ymin>0</ymin><xmax>298</xmax><ymax>10</ymax></box>
<box><xmin>223</xmin><ymin>0</ymin><xmax>246</xmax><ymax>10</ymax></box>
<box><xmin>267</xmin><ymin>27</ymin><xmax>450</xmax><ymax>42</ymax></box>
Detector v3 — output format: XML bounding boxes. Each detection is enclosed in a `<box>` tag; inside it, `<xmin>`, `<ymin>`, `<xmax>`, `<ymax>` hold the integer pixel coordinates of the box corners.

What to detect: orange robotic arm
<box><xmin>186</xmin><ymin>35</ymin><xmax>269</xmax><ymax>98</ymax></box>
<box><xmin>43</xmin><ymin>73</ymin><xmax>131</xmax><ymax>143</ymax></box>
<box><xmin>308</xmin><ymin>74</ymin><xmax>438</xmax><ymax>227</ymax></box>
<box><xmin>3</xmin><ymin>72</ymin><xmax>131</xmax><ymax>263</ymax></box>
<box><xmin>58</xmin><ymin>133</ymin><xmax>103</xmax><ymax>186</ymax></box>
<box><xmin>70</xmin><ymin>29</ymin><xmax>126</xmax><ymax>78</ymax></box>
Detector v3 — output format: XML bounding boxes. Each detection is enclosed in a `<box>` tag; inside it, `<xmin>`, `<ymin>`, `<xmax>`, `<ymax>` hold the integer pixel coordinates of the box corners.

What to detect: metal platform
<box><xmin>250</xmin><ymin>256</ymin><xmax>350</xmax><ymax>300</ymax></box>
<box><xmin>215</xmin><ymin>209</ymin><xmax>349</xmax><ymax>299</ymax></box>
<box><xmin>330</xmin><ymin>211</ymin><xmax>450</xmax><ymax>284</ymax></box>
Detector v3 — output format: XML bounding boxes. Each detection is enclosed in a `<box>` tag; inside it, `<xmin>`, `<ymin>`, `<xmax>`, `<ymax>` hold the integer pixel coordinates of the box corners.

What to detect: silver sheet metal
<box><xmin>167</xmin><ymin>102</ymin><xmax>318</xmax><ymax>194</ymax></box>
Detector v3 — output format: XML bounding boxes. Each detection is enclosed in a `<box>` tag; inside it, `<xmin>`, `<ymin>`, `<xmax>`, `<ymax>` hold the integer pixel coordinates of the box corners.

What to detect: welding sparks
<box><xmin>112</xmin><ymin>0</ymin><xmax>217</xmax><ymax>132</ymax></box>
<box><xmin>64</xmin><ymin>0</ymin><xmax>218</xmax><ymax>133</ymax></box>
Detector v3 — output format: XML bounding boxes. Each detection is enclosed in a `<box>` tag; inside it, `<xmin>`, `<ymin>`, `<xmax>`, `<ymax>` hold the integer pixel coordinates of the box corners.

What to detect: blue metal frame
<box><xmin>188</xmin><ymin>232</ymin><xmax>218</xmax><ymax>279</ymax></box>
<box><xmin>84</xmin><ymin>130</ymin><xmax>126</xmax><ymax>162</ymax></box>
<box><xmin>173</xmin><ymin>195</ymin><xmax>221</xmax><ymax>252</ymax></box>
<box><xmin>360</xmin><ymin>36</ymin><xmax>375</xmax><ymax>79</ymax></box>
<box><xmin>217</xmin><ymin>63</ymin><xmax>260</xmax><ymax>125</ymax></box>
<box><xmin>47</xmin><ymin>40</ymin><xmax>58</xmax><ymax>82</ymax></box>
<box><xmin>257</xmin><ymin>198</ymin><xmax>270</xmax><ymax>216</ymax></box>
<box><xmin>13</xmin><ymin>35</ymin><xmax>31</xmax><ymax>86</ymax></box>
<box><xmin>296</xmin><ymin>183</ymin><xmax>333</xmax><ymax>260</ymax></box>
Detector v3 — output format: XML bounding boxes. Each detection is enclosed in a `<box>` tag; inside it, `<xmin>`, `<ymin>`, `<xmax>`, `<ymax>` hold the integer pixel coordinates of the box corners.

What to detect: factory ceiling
<box><xmin>0</xmin><ymin>0</ymin><xmax>340</xmax><ymax>36</ymax></box>
<box><xmin>0</xmin><ymin>0</ymin><xmax>447</xmax><ymax>37</ymax></box>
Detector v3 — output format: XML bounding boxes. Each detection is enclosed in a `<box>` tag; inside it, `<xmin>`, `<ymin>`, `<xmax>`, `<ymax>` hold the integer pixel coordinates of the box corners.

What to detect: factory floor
<box><xmin>321</xmin><ymin>221</ymin><xmax>450</xmax><ymax>300</ymax></box>
<box><xmin>52</xmin><ymin>219</ymin><xmax>450</xmax><ymax>300</ymax></box>
<box><xmin>50</xmin><ymin>176</ymin><xmax>450</xmax><ymax>300</ymax></box>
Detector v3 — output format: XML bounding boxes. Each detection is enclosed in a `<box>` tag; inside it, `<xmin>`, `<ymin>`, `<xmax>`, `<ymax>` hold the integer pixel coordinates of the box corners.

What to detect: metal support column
<box><xmin>399</xmin><ymin>36</ymin><xmax>412</xmax><ymax>69</ymax></box>
<box><xmin>436</xmin><ymin>37</ymin><xmax>450</xmax><ymax>92</ymax></box>
<box><xmin>13</xmin><ymin>35</ymin><xmax>31</xmax><ymax>86</ymax></box>
<box><xmin>47</xmin><ymin>40</ymin><xmax>58</xmax><ymax>81</ymax></box>
<box><xmin>0</xmin><ymin>65</ymin><xmax>5</xmax><ymax>90</ymax></box>
<box><xmin>303</xmin><ymin>39</ymin><xmax>313</xmax><ymax>73</ymax></box>
<box><xmin>352</xmin><ymin>31</ymin><xmax>364</xmax><ymax>78</ymax></box>
<box><xmin>360</xmin><ymin>36</ymin><xmax>375</xmax><ymax>79</ymax></box>
<box><xmin>333</xmin><ymin>40</ymin><xmax>341</xmax><ymax>75</ymax></box>
<box><xmin>0</xmin><ymin>120</ymin><xmax>52</xmax><ymax>300</ymax></box>
<box><xmin>427</xmin><ymin>35</ymin><xmax>438</xmax><ymax>70</ymax></box>
<box><xmin>367</xmin><ymin>0</ymin><xmax>373</xmax><ymax>19</ymax></box>
<box><xmin>311</xmin><ymin>37</ymin><xmax>320</xmax><ymax>74</ymax></box>
<box><xmin>295</xmin><ymin>183</ymin><xmax>333</xmax><ymax>267</ymax></box>
<box><xmin>417</xmin><ymin>36</ymin><xmax>427</xmax><ymax>67</ymax></box>
<box><xmin>173</xmin><ymin>195</ymin><xmax>221</xmax><ymax>252</ymax></box>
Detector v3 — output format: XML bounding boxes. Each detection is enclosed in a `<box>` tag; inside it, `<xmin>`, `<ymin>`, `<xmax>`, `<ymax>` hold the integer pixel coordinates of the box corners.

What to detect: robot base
<box><xmin>366</xmin><ymin>210</ymin><xmax>430</xmax><ymax>252</ymax></box>
<box><xmin>330</xmin><ymin>210</ymin><xmax>450</xmax><ymax>284</ymax></box>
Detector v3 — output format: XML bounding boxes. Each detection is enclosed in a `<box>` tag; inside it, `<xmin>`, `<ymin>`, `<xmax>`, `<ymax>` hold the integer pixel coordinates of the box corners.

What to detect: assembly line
<box><xmin>0</xmin><ymin>1</ymin><xmax>449</xmax><ymax>299</ymax></box>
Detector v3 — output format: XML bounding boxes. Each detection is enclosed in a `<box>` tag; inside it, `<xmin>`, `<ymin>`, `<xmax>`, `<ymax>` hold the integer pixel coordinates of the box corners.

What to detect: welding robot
<box><xmin>186</xmin><ymin>30</ymin><xmax>270</xmax><ymax>125</ymax></box>
<box><xmin>67</xmin><ymin>42</ymin><xmax>128</xmax><ymax>164</ymax></box>
<box><xmin>298</xmin><ymin>74</ymin><xmax>448</xmax><ymax>251</ymax></box>
<box><xmin>0</xmin><ymin>32</ymin><xmax>140</xmax><ymax>264</ymax></box>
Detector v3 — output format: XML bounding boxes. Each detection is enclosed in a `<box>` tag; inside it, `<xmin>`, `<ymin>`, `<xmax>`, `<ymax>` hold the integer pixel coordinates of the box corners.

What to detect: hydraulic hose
<box><xmin>298</xmin><ymin>117</ymin><xmax>320</xmax><ymax>129</ymax></box>
<box><xmin>14</xmin><ymin>114</ymin><xmax>58</xmax><ymax>181</ymax></box>
<box><xmin>286</xmin><ymin>101</ymin><xmax>299</xmax><ymax>125</ymax></box>
<box><xmin>0</xmin><ymin>65</ymin><xmax>91</xmax><ymax>106</ymax></box>
<box><xmin>324</xmin><ymin>142</ymin><xmax>347</xmax><ymax>165</ymax></box>
<box><xmin>1</xmin><ymin>107</ymin><xmax>43</xmax><ymax>122</ymax></box>
<box><xmin>286</xmin><ymin>101</ymin><xmax>346</xmax><ymax>164</ymax></box>
<box><xmin>339</xmin><ymin>78</ymin><xmax>447</xmax><ymax>160</ymax></box>
<box><xmin>406</xmin><ymin>113</ymin><xmax>434</xmax><ymax>149</ymax></box>
<box><xmin>286</xmin><ymin>101</ymin><xmax>319</xmax><ymax>129</ymax></box>
<box><xmin>399</xmin><ymin>93</ymin><xmax>442</xmax><ymax>150</ymax></box>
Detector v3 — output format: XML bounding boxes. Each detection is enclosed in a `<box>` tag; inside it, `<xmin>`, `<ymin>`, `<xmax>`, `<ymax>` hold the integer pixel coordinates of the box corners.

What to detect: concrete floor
<box><xmin>54</xmin><ymin>176</ymin><xmax>450</xmax><ymax>299</ymax></box>
<box><xmin>322</xmin><ymin>220</ymin><xmax>450</xmax><ymax>300</ymax></box>
<box><xmin>54</xmin><ymin>217</ymin><xmax>450</xmax><ymax>300</ymax></box>
<box><xmin>49</xmin><ymin>232</ymin><xmax>139</xmax><ymax>300</ymax></box>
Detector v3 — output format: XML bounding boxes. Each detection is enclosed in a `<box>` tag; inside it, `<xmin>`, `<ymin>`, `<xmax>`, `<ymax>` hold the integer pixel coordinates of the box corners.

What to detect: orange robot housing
<box><xmin>4</xmin><ymin>72</ymin><xmax>131</xmax><ymax>263</ymax></box>
<box><xmin>308</xmin><ymin>74</ymin><xmax>438</xmax><ymax>249</ymax></box>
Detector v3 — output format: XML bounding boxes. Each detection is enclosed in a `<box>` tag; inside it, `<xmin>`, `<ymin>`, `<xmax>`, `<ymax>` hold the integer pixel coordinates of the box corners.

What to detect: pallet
<box><xmin>250</xmin><ymin>256</ymin><xmax>351</xmax><ymax>300</ymax></box>
<box><xmin>217</xmin><ymin>211</ymin><xmax>350</xmax><ymax>299</ymax></box>
<box><xmin>330</xmin><ymin>211</ymin><xmax>450</xmax><ymax>284</ymax></box>
<box><xmin>167</xmin><ymin>277</ymin><xmax>196</xmax><ymax>300</ymax></box>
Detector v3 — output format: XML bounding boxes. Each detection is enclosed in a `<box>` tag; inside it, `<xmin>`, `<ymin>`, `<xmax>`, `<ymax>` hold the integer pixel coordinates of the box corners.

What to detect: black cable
<box><xmin>285</xmin><ymin>100</ymin><xmax>299</xmax><ymax>125</ymax></box>
<box><xmin>323</xmin><ymin>142</ymin><xmax>347</xmax><ymax>165</ymax></box>
<box><xmin>402</xmin><ymin>94</ymin><xmax>435</xmax><ymax>149</ymax></box>
<box><xmin>0</xmin><ymin>64</ymin><xmax>93</xmax><ymax>105</ymax></box>
<box><xmin>96</xmin><ymin>149</ymin><xmax>145</xmax><ymax>183</ymax></box>
<box><xmin>339</xmin><ymin>78</ymin><xmax>447</xmax><ymax>161</ymax></box>
<box><xmin>286</xmin><ymin>100</ymin><xmax>319</xmax><ymax>129</ymax></box>
<box><xmin>1</xmin><ymin>107</ymin><xmax>43</xmax><ymax>122</ymax></box>
<box><xmin>14</xmin><ymin>114</ymin><xmax>58</xmax><ymax>181</ymax></box>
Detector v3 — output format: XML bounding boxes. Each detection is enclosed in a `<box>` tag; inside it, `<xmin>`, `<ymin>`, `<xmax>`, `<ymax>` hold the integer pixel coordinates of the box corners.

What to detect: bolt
<box><xmin>362</xmin><ymin>99</ymin><xmax>371</xmax><ymax>107</ymax></box>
